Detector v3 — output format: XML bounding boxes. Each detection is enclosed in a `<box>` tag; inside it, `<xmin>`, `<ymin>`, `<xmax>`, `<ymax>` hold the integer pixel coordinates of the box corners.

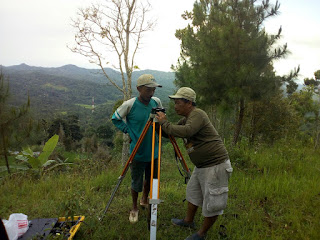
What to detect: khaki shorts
<box><xmin>186</xmin><ymin>160</ymin><xmax>232</xmax><ymax>217</ymax></box>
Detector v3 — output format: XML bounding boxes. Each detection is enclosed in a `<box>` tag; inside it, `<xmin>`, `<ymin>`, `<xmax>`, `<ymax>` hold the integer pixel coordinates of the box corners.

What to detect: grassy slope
<box><xmin>1</xmin><ymin>141</ymin><xmax>320</xmax><ymax>240</ymax></box>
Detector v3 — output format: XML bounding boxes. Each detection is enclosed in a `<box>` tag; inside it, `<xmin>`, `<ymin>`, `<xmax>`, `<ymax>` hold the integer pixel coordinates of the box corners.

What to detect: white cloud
<box><xmin>264</xmin><ymin>0</ymin><xmax>320</xmax><ymax>80</ymax></box>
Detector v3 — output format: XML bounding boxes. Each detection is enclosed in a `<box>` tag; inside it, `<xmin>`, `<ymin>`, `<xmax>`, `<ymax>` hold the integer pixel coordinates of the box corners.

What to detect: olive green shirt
<box><xmin>160</xmin><ymin>108</ymin><xmax>229</xmax><ymax>168</ymax></box>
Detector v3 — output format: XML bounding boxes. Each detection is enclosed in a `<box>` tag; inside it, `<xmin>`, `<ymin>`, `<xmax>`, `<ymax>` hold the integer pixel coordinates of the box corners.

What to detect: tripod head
<box><xmin>151</xmin><ymin>107</ymin><xmax>166</xmax><ymax>114</ymax></box>
<box><xmin>150</xmin><ymin>107</ymin><xmax>166</xmax><ymax>122</ymax></box>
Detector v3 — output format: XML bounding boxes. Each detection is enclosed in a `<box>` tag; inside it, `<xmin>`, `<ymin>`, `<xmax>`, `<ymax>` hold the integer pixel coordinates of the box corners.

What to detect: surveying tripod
<box><xmin>100</xmin><ymin>107</ymin><xmax>191</xmax><ymax>240</ymax></box>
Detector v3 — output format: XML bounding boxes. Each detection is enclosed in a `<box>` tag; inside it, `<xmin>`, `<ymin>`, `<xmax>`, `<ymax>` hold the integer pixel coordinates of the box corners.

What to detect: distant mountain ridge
<box><xmin>2</xmin><ymin>63</ymin><xmax>176</xmax><ymax>86</ymax></box>
<box><xmin>1</xmin><ymin>63</ymin><xmax>176</xmax><ymax>119</ymax></box>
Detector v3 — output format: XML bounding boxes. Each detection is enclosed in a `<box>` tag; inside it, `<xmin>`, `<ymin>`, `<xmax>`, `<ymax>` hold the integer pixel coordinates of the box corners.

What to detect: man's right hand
<box><xmin>156</xmin><ymin>112</ymin><xmax>167</xmax><ymax>124</ymax></box>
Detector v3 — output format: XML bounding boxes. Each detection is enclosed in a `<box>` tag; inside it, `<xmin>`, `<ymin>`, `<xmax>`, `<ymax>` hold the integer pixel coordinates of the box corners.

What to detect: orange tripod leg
<box><xmin>150</xmin><ymin>121</ymin><xmax>156</xmax><ymax>198</ymax></box>
<box><xmin>149</xmin><ymin>123</ymin><xmax>162</xmax><ymax>199</ymax></box>
<box><xmin>169</xmin><ymin>135</ymin><xmax>191</xmax><ymax>180</ymax></box>
<box><xmin>120</xmin><ymin>120</ymin><xmax>152</xmax><ymax>176</ymax></box>
<box><xmin>100</xmin><ymin>119</ymin><xmax>152</xmax><ymax>221</ymax></box>
<box><xmin>149</xmin><ymin>122</ymin><xmax>162</xmax><ymax>240</ymax></box>
<box><xmin>157</xmin><ymin>126</ymin><xmax>162</xmax><ymax>198</ymax></box>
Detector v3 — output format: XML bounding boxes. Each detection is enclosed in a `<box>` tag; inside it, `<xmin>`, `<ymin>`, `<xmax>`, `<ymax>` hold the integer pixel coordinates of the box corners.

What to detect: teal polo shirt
<box><xmin>112</xmin><ymin>97</ymin><xmax>163</xmax><ymax>162</ymax></box>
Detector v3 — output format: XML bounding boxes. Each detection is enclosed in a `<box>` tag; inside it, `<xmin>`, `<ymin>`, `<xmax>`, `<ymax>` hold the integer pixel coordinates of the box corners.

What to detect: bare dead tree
<box><xmin>69</xmin><ymin>0</ymin><xmax>155</xmax><ymax>100</ymax></box>
<box><xmin>69</xmin><ymin>0</ymin><xmax>155</xmax><ymax>163</ymax></box>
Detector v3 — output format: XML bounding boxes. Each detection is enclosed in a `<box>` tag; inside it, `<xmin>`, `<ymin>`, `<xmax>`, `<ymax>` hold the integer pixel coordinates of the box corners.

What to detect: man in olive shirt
<box><xmin>156</xmin><ymin>87</ymin><xmax>233</xmax><ymax>240</ymax></box>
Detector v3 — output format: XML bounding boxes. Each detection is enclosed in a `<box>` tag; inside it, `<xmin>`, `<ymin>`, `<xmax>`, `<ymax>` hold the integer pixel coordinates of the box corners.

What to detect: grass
<box><xmin>43</xmin><ymin>83</ymin><xmax>68</xmax><ymax>92</ymax></box>
<box><xmin>1</xmin><ymin>141</ymin><xmax>320</xmax><ymax>239</ymax></box>
<box><xmin>74</xmin><ymin>104</ymin><xmax>93</xmax><ymax>109</ymax></box>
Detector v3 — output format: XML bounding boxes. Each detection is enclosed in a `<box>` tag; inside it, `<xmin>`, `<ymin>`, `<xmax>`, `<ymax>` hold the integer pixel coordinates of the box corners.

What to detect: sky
<box><xmin>0</xmin><ymin>0</ymin><xmax>319</xmax><ymax>81</ymax></box>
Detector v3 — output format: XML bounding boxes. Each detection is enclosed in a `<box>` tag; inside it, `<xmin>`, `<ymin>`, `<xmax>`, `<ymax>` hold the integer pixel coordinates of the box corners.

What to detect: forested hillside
<box><xmin>1</xmin><ymin>64</ymin><xmax>175</xmax><ymax>119</ymax></box>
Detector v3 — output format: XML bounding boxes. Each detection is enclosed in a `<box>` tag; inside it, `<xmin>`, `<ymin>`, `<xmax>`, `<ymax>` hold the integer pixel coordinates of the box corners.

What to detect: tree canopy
<box><xmin>173</xmin><ymin>0</ymin><xmax>299</xmax><ymax>144</ymax></box>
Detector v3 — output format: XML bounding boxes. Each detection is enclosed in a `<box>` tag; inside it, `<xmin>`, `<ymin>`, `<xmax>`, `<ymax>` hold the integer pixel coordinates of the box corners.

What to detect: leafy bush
<box><xmin>15</xmin><ymin>135</ymin><xmax>72</xmax><ymax>176</ymax></box>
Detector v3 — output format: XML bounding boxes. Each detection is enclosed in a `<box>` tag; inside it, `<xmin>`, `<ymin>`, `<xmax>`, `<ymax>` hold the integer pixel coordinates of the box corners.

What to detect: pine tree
<box><xmin>0</xmin><ymin>72</ymin><xmax>30</xmax><ymax>174</ymax></box>
<box><xmin>174</xmin><ymin>0</ymin><xmax>298</xmax><ymax>145</ymax></box>
<box><xmin>304</xmin><ymin>69</ymin><xmax>320</xmax><ymax>148</ymax></box>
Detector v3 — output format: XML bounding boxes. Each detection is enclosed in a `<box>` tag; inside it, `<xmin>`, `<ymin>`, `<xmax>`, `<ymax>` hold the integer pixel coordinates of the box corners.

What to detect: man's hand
<box><xmin>156</xmin><ymin>112</ymin><xmax>167</xmax><ymax>123</ymax></box>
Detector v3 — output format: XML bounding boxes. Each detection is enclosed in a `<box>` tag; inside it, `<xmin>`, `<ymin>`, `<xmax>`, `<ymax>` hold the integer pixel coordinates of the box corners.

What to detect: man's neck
<box><xmin>138</xmin><ymin>96</ymin><xmax>150</xmax><ymax>106</ymax></box>
<box><xmin>185</xmin><ymin>106</ymin><xmax>195</xmax><ymax>117</ymax></box>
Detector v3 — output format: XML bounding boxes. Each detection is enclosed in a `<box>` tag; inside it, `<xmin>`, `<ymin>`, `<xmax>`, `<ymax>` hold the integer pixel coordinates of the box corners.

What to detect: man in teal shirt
<box><xmin>112</xmin><ymin>74</ymin><xmax>162</xmax><ymax>223</ymax></box>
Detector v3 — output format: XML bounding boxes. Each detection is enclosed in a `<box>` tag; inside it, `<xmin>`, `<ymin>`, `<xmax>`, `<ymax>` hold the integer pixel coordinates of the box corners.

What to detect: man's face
<box><xmin>138</xmin><ymin>86</ymin><xmax>156</xmax><ymax>103</ymax></box>
<box><xmin>174</xmin><ymin>99</ymin><xmax>190</xmax><ymax>116</ymax></box>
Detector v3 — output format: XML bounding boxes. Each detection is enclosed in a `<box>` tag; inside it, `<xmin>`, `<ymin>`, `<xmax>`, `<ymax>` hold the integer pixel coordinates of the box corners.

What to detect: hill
<box><xmin>0</xmin><ymin>64</ymin><xmax>176</xmax><ymax>120</ymax></box>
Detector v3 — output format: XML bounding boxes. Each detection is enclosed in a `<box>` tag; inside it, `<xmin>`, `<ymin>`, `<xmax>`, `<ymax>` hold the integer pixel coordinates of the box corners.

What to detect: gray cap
<box><xmin>137</xmin><ymin>74</ymin><xmax>162</xmax><ymax>88</ymax></box>
<box><xmin>169</xmin><ymin>87</ymin><xmax>196</xmax><ymax>103</ymax></box>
